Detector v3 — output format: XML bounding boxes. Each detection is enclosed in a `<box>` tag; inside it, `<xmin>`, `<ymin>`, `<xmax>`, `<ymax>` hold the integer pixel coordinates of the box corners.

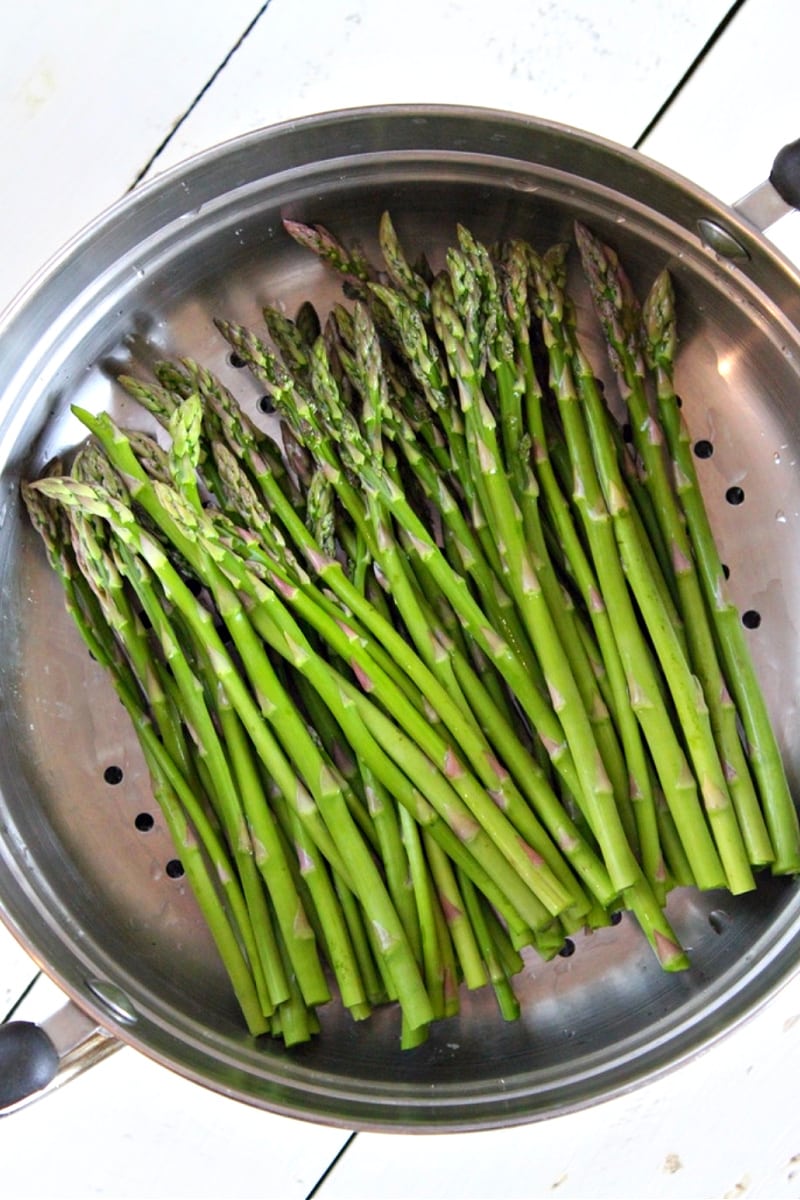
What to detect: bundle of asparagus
<box><xmin>22</xmin><ymin>214</ymin><xmax>800</xmax><ymax>1049</ymax></box>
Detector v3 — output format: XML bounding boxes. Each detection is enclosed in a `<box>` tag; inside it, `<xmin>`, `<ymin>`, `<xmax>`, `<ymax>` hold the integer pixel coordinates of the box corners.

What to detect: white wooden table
<box><xmin>3</xmin><ymin>2</ymin><xmax>800</xmax><ymax>1196</ymax></box>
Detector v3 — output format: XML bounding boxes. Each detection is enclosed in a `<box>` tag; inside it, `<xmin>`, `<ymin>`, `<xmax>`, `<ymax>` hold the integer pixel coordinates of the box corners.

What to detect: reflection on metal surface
<box><xmin>716</xmin><ymin>352</ymin><xmax>736</xmax><ymax>378</ymax></box>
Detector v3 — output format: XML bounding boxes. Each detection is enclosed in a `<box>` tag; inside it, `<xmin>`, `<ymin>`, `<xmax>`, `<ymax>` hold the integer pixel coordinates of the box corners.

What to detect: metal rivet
<box><xmin>86</xmin><ymin>979</ymin><xmax>137</xmax><ymax>1025</ymax></box>
<box><xmin>696</xmin><ymin>218</ymin><xmax>750</xmax><ymax>262</ymax></box>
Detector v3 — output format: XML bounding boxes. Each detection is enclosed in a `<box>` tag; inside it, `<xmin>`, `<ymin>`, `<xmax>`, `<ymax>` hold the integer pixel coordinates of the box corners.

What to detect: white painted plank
<box><xmin>3</xmin><ymin>975</ymin><xmax>350</xmax><ymax>1200</ymax></box>
<box><xmin>6</xmin><ymin>7</ymin><xmax>800</xmax><ymax>1200</ymax></box>
<box><xmin>0</xmin><ymin>923</ymin><xmax>39</xmax><ymax>1017</ymax></box>
<box><xmin>0</xmin><ymin>0</ymin><xmax>264</xmax><ymax>314</ymax></box>
<box><xmin>148</xmin><ymin>0</ymin><xmax>731</xmax><ymax>177</ymax></box>
<box><xmin>640</xmin><ymin>0</ymin><xmax>800</xmax><ymax>266</ymax></box>
<box><xmin>1</xmin><ymin>7</ymin><xmax>351</xmax><ymax>1195</ymax></box>
<box><xmin>316</xmin><ymin>977</ymin><xmax>800</xmax><ymax>1200</ymax></box>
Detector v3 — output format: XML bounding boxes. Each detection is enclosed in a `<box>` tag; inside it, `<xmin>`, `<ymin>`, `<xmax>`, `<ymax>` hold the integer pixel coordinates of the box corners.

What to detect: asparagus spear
<box><xmin>502</xmin><ymin>239</ymin><xmax>661</xmax><ymax>891</ymax></box>
<box><xmin>575</xmin><ymin>222</ymin><xmax>774</xmax><ymax>872</ymax></box>
<box><xmin>22</xmin><ymin>483</ymin><xmax>272</xmax><ymax>1035</ymax></box>
<box><xmin>431</xmin><ymin>254</ymin><xmax>639</xmax><ymax>895</ymax></box>
<box><xmin>528</xmin><ymin>246</ymin><xmax>729</xmax><ymax>894</ymax></box>
<box><xmin>213</xmin><ymin>319</ymin><xmax>613</xmax><ymax>856</ymax></box>
<box><xmin>73</xmin><ymin>404</ymin><xmax>568</xmax><ymax>937</ymax></box>
<box><xmin>564</xmin><ymin>240</ymin><xmax>753</xmax><ymax>895</ymax></box>
<box><xmin>32</xmin><ymin>474</ymin><xmax>436</xmax><ymax>1034</ymax></box>
<box><xmin>642</xmin><ymin>268</ymin><xmax>800</xmax><ymax>875</ymax></box>
<box><xmin>26</xmin><ymin>210</ymin><xmax>799</xmax><ymax>1043</ymax></box>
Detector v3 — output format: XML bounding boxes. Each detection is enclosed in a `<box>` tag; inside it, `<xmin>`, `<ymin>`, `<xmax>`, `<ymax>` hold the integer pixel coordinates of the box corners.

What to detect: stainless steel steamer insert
<box><xmin>2</xmin><ymin>106</ymin><xmax>800</xmax><ymax>1130</ymax></box>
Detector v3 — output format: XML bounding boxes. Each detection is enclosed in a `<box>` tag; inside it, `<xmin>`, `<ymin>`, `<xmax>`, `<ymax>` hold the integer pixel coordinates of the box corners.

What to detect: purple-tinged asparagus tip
<box><xmin>331</xmin><ymin>740</ymin><xmax>355</xmax><ymax>777</ymax></box>
<box><xmin>485</xmin><ymin>753</ymin><xmax>510</xmax><ymax>784</ymax></box>
<box><xmin>305</xmin><ymin>546</ymin><xmax>335</xmax><ymax>574</ymax></box>
<box><xmin>295</xmin><ymin>843</ymin><xmax>316</xmax><ymax>875</ymax></box>
<box><xmin>438</xmin><ymin>893</ymin><xmax>463</xmax><ymax>925</ymax></box>
<box><xmin>351</xmin><ymin>660</ymin><xmax>375</xmax><ymax>692</ymax></box>
<box><xmin>269</xmin><ymin>572</ymin><xmax>298</xmax><ymax>601</ymax></box>
<box><xmin>540</xmin><ymin>733</ymin><xmax>566</xmax><ymax>760</ymax></box>
<box><xmin>488</xmin><ymin>789</ymin><xmax>509</xmax><ymax>811</ymax></box>
<box><xmin>724</xmin><ymin>759</ymin><xmax>739</xmax><ymax>784</ymax></box>
<box><xmin>671</xmin><ymin>542</ymin><xmax>692</xmax><ymax>576</ymax></box>
<box><xmin>444</xmin><ymin>748</ymin><xmax>465</xmax><ymax>780</ymax></box>
<box><xmin>588</xmin><ymin>585</ymin><xmax>606</xmax><ymax>614</ymax></box>
<box><xmin>517</xmin><ymin>839</ymin><xmax>545</xmax><ymax>869</ymax></box>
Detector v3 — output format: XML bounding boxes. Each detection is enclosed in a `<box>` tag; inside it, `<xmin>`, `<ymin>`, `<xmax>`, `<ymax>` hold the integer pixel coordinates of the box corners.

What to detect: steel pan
<box><xmin>2</xmin><ymin>105</ymin><xmax>800</xmax><ymax>1130</ymax></box>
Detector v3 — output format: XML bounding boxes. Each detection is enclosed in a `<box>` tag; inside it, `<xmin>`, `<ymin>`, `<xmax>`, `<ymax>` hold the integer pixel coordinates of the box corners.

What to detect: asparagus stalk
<box><xmin>32</xmin><ymin>474</ymin><xmax>436</xmax><ymax>1033</ymax></box>
<box><xmin>563</xmin><ymin>252</ymin><xmax>753</xmax><ymax>894</ymax></box>
<box><xmin>22</xmin><ymin>484</ymin><xmax>272</xmax><ymax>1035</ymax></box>
<box><xmin>642</xmin><ymin>268</ymin><xmax>800</xmax><ymax>874</ymax></box>
<box><xmin>575</xmin><ymin>222</ymin><xmax>773</xmax><ymax>871</ymax></box>
<box><xmin>504</xmin><ymin>237</ymin><xmax>658</xmax><ymax>873</ymax></box>
<box><xmin>431</xmin><ymin>255</ymin><xmax>640</xmax><ymax>895</ymax></box>
<box><xmin>201</xmin><ymin>324</ymin><xmax>618</xmax><ymax>902</ymax></box>
<box><xmin>75</xmin><ymin>408</ymin><xmax>555</xmax><ymax>942</ymax></box>
<box><xmin>26</xmin><ymin>211</ymin><xmax>799</xmax><ymax>1044</ymax></box>
<box><xmin>528</xmin><ymin>247</ymin><xmax>729</xmax><ymax>893</ymax></box>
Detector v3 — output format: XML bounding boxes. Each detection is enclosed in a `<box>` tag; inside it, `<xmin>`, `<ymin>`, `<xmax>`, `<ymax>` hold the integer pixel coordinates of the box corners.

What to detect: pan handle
<box><xmin>735</xmin><ymin>137</ymin><xmax>800</xmax><ymax>231</ymax></box>
<box><xmin>0</xmin><ymin>1001</ymin><xmax>119</xmax><ymax>1113</ymax></box>
<box><xmin>769</xmin><ymin>138</ymin><xmax>800</xmax><ymax>209</ymax></box>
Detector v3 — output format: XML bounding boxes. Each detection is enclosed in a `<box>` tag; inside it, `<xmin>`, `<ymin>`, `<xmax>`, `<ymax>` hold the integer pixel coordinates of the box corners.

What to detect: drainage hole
<box><xmin>742</xmin><ymin>609</ymin><xmax>762</xmax><ymax>629</ymax></box>
<box><xmin>722</xmin><ymin>563</ymin><xmax>731</xmax><ymax>579</ymax></box>
<box><xmin>693</xmin><ymin>439</ymin><xmax>714</xmax><ymax>459</ymax></box>
<box><xmin>610</xmin><ymin>910</ymin><xmax>623</xmax><ymax>926</ymax></box>
<box><xmin>165</xmin><ymin>859</ymin><xmax>185</xmax><ymax>879</ymax></box>
<box><xmin>134</xmin><ymin>812</ymin><xmax>155</xmax><ymax>832</ymax></box>
<box><xmin>228</xmin><ymin>351</ymin><xmax>247</xmax><ymax>369</ymax></box>
<box><xmin>258</xmin><ymin>394</ymin><xmax>276</xmax><ymax>415</ymax></box>
<box><xmin>558</xmin><ymin>938</ymin><xmax>576</xmax><ymax>958</ymax></box>
<box><xmin>103</xmin><ymin>765</ymin><xmax>124</xmax><ymax>786</ymax></box>
<box><xmin>726</xmin><ymin>485</ymin><xmax>745</xmax><ymax>506</ymax></box>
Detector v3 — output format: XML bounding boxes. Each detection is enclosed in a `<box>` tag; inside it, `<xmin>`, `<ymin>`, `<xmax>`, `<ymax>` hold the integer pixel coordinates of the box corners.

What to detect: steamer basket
<box><xmin>1</xmin><ymin>105</ymin><xmax>800</xmax><ymax>1130</ymax></box>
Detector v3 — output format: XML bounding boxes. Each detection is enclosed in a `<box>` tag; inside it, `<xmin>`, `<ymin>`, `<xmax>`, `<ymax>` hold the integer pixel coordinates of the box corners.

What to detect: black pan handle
<box><xmin>0</xmin><ymin>1021</ymin><xmax>59</xmax><ymax>1110</ymax></box>
<box><xmin>0</xmin><ymin>1003</ymin><xmax>119</xmax><ymax>1114</ymax></box>
<box><xmin>732</xmin><ymin>138</ymin><xmax>800</xmax><ymax>235</ymax></box>
<box><xmin>769</xmin><ymin>138</ymin><xmax>800</xmax><ymax>210</ymax></box>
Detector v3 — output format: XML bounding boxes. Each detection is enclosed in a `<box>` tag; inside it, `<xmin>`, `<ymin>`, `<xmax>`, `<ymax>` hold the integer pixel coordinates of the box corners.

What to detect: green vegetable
<box><xmin>23</xmin><ymin>213</ymin><xmax>797</xmax><ymax>1046</ymax></box>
